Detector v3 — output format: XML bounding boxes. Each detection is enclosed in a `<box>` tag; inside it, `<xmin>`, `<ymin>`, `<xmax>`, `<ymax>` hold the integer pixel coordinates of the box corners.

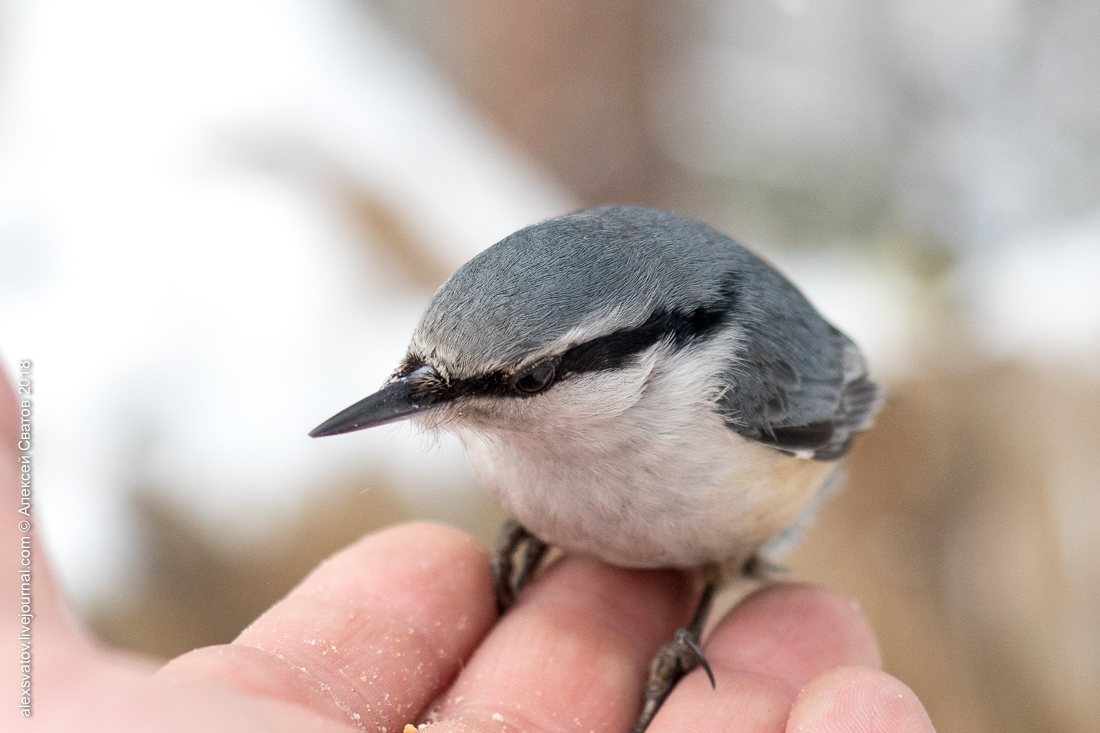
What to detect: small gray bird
<box><xmin>311</xmin><ymin>205</ymin><xmax>882</xmax><ymax>731</ymax></box>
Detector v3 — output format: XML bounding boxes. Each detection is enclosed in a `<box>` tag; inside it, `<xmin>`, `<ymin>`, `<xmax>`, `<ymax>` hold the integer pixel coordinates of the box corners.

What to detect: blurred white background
<box><xmin>0</xmin><ymin>1</ymin><xmax>1097</xmax><ymax>731</ymax></box>
<box><xmin>0</xmin><ymin>0</ymin><xmax>573</xmax><ymax>605</ymax></box>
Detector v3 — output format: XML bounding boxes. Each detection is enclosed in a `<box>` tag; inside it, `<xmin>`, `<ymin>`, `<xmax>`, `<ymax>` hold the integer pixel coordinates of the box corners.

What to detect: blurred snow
<box><xmin>963</xmin><ymin>214</ymin><xmax>1100</xmax><ymax>371</ymax></box>
<box><xmin>0</xmin><ymin>0</ymin><xmax>572</xmax><ymax>607</ymax></box>
<box><xmin>654</xmin><ymin>0</ymin><xmax>1100</xmax><ymax>250</ymax></box>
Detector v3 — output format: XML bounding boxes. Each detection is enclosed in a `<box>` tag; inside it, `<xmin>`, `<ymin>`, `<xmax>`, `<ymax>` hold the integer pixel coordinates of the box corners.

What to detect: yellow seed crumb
<box><xmin>404</xmin><ymin>725</ymin><xmax>417</xmax><ymax>733</ymax></box>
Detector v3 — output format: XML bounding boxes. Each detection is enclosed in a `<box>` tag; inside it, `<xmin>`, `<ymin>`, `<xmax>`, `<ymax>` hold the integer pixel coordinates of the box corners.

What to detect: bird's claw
<box><xmin>633</xmin><ymin>625</ymin><xmax>714</xmax><ymax>733</ymax></box>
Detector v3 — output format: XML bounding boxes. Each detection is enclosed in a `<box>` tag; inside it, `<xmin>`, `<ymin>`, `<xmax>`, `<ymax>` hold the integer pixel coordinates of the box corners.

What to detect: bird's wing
<box><xmin>717</xmin><ymin>322</ymin><xmax>882</xmax><ymax>461</ymax></box>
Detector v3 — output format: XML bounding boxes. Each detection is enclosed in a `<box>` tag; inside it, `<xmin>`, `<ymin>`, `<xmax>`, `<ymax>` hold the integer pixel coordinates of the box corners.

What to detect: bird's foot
<box><xmin>633</xmin><ymin>627</ymin><xmax>715</xmax><ymax>733</ymax></box>
<box><xmin>491</xmin><ymin>519</ymin><xmax>549</xmax><ymax>614</ymax></box>
<box><xmin>632</xmin><ymin>580</ymin><xmax>718</xmax><ymax>733</ymax></box>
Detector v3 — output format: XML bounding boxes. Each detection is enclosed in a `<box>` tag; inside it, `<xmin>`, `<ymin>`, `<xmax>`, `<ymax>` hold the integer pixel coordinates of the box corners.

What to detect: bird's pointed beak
<box><xmin>310</xmin><ymin>370</ymin><xmax>432</xmax><ymax>438</ymax></box>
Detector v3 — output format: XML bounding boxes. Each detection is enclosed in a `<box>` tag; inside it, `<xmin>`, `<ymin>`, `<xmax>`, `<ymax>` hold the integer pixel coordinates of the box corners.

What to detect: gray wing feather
<box><xmin>717</xmin><ymin>264</ymin><xmax>883</xmax><ymax>461</ymax></box>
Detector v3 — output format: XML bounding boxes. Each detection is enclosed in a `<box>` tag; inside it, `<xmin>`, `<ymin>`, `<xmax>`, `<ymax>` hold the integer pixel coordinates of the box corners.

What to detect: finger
<box><xmin>650</xmin><ymin>583</ymin><xmax>881</xmax><ymax>732</ymax></box>
<box><xmin>787</xmin><ymin>667</ymin><xmax>936</xmax><ymax>733</ymax></box>
<box><xmin>425</xmin><ymin>555</ymin><xmax>701</xmax><ymax>733</ymax></box>
<box><xmin>161</xmin><ymin>522</ymin><xmax>497</xmax><ymax>731</ymax></box>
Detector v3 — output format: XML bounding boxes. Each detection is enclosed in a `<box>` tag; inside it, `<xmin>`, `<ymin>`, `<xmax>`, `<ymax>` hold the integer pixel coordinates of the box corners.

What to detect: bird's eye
<box><xmin>514</xmin><ymin>361</ymin><xmax>556</xmax><ymax>394</ymax></box>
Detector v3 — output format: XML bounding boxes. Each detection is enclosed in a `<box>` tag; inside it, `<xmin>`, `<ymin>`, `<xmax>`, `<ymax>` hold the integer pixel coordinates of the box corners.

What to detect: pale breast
<box><xmin>457</xmin><ymin>414</ymin><xmax>836</xmax><ymax>569</ymax></box>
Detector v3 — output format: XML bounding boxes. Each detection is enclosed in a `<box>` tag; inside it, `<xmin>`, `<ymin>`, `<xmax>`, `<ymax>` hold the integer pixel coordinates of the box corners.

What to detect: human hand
<box><xmin>0</xmin><ymin>368</ymin><xmax>934</xmax><ymax>732</ymax></box>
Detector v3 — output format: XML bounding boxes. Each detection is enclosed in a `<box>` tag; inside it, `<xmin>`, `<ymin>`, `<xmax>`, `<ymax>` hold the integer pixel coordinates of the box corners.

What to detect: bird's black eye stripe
<box><xmin>405</xmin><ymin>369</ymin><xmax>507</xmax><ymax>403</ymax></box>
<box><xmin>558</xmin><ymin>279</ymin><xmax>737</xmax><ymax>376</ymax></box>
<box><xmin>408</xmin><ymin>276</ymin><xmax>738</xmax><ymax>401</ymax></box>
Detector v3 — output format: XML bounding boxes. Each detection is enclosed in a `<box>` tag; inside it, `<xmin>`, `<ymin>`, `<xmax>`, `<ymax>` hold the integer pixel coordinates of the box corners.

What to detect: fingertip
<box><xmin>647</xmin><ymin>584</ymin><xmax>884</xmax><ymax>733</ymax></box>
<box><xmin>705</xmin><ymin>583</ymin><xmax>882</xmax><ymax>692</ymax></box>
<box><xmin>328</xmin><ymin>520</ymin><xmax>492</xmax><ymax>577</ymax></box>
<box><xmin>165</xmin><ymin>522</ymin><xmax>496</xmax><ymax>732</ymax></box>
<box><xmin>788</xmin><ymin>666</ymin><xmax>935</xmax><ymax>733</ymax></box>
<box><xmin>519</xmin><ymin>555</ymin><xmax>699</xmax><ymax>654</ymax></box>
<box><xmin>366</xmin><ymin>521</ymin><xmax>491</xmax><ymax>564</ymax></box>
<box><xmin>253</xmin><ymin>521</ymin><xmax>496</xmax><ymax>649</ymax></box>
<box><xmin>430</xmin><ymin>556</ymin><xmax>699</xmax><ymax>733</ymax></box>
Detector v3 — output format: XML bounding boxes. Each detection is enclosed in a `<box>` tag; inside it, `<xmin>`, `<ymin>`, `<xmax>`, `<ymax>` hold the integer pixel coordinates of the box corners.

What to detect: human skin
<box><xmin>0</xmin><ymin>365</ymin><xmax>934</xmax><ymax>731</ymax></box>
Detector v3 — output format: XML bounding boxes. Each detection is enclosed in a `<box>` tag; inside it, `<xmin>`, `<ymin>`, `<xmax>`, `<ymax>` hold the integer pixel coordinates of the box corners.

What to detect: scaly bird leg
<box><xmin>491</xmin><ymin>519</ymin><xmax>549</xmax><ymax>614</ymax></box>
<box><xmin>633</xmin><ymin>578</ymin><xmax>718</xmax><ymax>733</ymax></box>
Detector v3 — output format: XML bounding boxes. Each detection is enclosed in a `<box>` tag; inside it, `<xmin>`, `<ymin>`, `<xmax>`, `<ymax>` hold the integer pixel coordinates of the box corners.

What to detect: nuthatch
<box><xmin>311</xmin><ymin>205</ymin><xmax>882</xmax><ymax>731</ymax></box>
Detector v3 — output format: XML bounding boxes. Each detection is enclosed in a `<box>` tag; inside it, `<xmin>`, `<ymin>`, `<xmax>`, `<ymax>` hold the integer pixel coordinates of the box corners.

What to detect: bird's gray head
<box><xmin>408</xmin><ymin>205</ymin><xmax>740</xmax><ymax>375</ymax></box>
<box><xmin>310</xmin><ymin>205</ymin><xmax>753</xmax><ymax>439</ymax></box>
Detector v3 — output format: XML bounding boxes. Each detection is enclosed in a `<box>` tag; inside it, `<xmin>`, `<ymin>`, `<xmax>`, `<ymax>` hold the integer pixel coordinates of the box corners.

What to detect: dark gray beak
<box><xmin>309</xmin><ymin>375</ymin><xmax>428</xmax><ymax>438</ymax></box>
